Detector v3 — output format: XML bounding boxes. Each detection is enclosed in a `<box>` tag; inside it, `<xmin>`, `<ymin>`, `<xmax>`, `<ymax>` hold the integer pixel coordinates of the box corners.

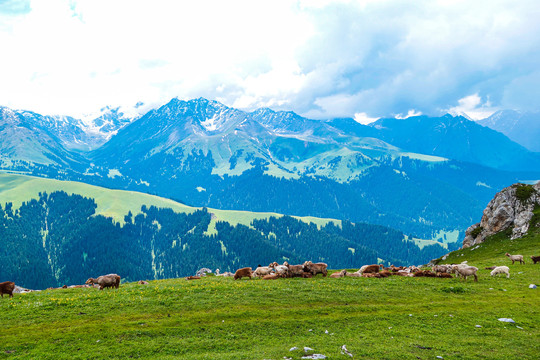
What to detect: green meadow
<box><xmin>1</xmin><ymin>231</ymin><xmax>539</xmax><ymax>360</ymax></box>
<box><xmin>0</xmin><ymin>172</ymin><xmax>339</xmax><ymax>230</ymax></box>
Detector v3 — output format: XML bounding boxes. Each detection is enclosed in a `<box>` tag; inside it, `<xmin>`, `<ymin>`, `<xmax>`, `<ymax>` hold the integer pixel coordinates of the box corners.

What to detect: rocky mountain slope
<box><xmin>463</xmin><ymin>182</ymin><xmax>540</xmax><ymax>247</ymax></box>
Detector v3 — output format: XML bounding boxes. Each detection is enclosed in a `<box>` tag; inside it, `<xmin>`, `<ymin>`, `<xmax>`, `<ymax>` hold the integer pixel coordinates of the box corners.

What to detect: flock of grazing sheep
<box><xmin>224</xmin><ymin>252</ymin><xmax>539</xmax><ymax>283</ymax></box>
<box><xmin>0</xmin><ymin>253</ymin><xmax>538</xmax><ymax>298</ymax></box>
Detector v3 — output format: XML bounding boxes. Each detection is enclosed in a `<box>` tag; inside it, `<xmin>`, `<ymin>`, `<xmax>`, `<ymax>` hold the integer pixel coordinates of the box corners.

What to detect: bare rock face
<box><xmin>463</xmin><ymin>182</ymin><xmax>540</xmax><ymax>248</ymax></box>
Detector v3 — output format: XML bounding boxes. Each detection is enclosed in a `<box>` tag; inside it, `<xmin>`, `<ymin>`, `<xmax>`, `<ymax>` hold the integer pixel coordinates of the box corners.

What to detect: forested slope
<box><xmin>0</xmin><ymin>191</ymin><xmax>445</xmax><ymax>289</ymax></box>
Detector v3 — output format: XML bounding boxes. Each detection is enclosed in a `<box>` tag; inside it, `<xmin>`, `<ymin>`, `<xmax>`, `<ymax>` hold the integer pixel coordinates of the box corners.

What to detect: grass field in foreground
<box><xmin>1</xmin><ymin>230</ymin><xmax>539</xmax><ymax>360</ymax></box>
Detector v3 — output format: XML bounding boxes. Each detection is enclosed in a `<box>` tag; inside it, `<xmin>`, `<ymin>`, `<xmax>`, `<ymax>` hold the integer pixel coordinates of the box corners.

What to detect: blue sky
<box><xmin>1</xmin><ymin>0</ymin><xmax>539</xmax><ymax>121</ymax></box>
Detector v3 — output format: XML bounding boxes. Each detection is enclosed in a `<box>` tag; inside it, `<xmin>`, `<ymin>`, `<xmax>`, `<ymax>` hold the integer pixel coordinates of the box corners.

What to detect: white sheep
<box><xmin>270</xmin><ymin>263</ymin><xmax>289</xmax><ymax>276</ymax></box>
<box><xmin>490</xmin><ymin>266</ymin><xmax>510</xmax><ymax>278</ymax></box>
<box><xmin>451</xmin><ymin>265</ymin><xmax>478</xmax><ymax>282</ymax></box>
<box><xmin>505</xmin><ymin>253</ymin><xmax>524</xmax><ymax>265</ymax></box>
<box><xmin>252</xmin><ymin>266</ymin><xmax>274</xmax><ymax>277</ymax></box>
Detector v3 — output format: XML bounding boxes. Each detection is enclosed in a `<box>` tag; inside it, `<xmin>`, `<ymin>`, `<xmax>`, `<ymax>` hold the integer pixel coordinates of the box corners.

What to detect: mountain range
<box><xmin>1</xmin><ymin>98</ymin><xmax>539</xmax><ymax>243</ymax></box>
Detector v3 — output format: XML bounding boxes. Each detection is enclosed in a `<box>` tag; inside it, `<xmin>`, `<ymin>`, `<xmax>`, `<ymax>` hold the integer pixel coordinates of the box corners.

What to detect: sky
<box><xmin>1</xmin><ymin>0</ymin><xmax>539</xmax><ymax>122</ymax></box>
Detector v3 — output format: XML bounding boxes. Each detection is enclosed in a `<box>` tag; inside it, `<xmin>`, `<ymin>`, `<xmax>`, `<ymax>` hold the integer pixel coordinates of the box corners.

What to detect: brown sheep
<box><xmin>362</xmin><ymin>273</ymin><xmax>382</xmax><ymax>278</ymax></box>
<box><xmin>413</xmin><ymin>270</ymin><xmax>437</xmax><ymax>277</ymax></box>
<box><xmin>262</xmin><ymin>273</ymin><xmax>283</xmax><ymax>280</ymax></box>
<box><xmin>0</xmin><ymin>281</ymin><xmax>15</xmax><ymax>298</ymax></box>
<box><xmin>186</xmin><ymin>276</ymin><xmax>201</xmax><ymax>280</ymax></box>
<box><xmin>379</xmin><ymin>270</ymin><xmax>392</xmax><ymax>278</ymax></box>
<box><xmin>303</xmin><ymin>261</ymin><xmax>328</xmax><ymax>277</ymax></box>
<box><xmin>362</xmin><ymin>264</ymin><xmax>381</xmax><ymax>274</ymax></box>
<box><xmin>531</xmin><ymin>255</ymin><xmax>540</xmax><ymax>264</ymax></box>
<box><xmin>330</xmin><ymin>270</ymin><xmax>347</xmax><ymax>278</ymax></box>
<box><xmin>234</xmin><ymin>267</ymin><xmax>253</xmax><ymax>280</ymax></box>
<box><xmin>436</xmin><ymin>273</ymin><xmax>453</xmax><ymax>278</ymax></box>
<box><xmin>286</xmin><ymin>264</ymin><xmax>306</xmax><ymax>278</ymax></box>
<box><xmin>138</xmin><ymin>280</ymin><xmax>149</xmax><ymax>285</ymax></box>
<box><xmin>85</xmin><ymin>274</ymin><xmax>121</xmax><ymax>290</ymax></box>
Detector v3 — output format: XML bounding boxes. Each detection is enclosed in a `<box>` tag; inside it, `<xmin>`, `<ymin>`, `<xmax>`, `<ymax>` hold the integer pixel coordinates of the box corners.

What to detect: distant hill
<box><xmin>478</xmin><ymin>110</ymin><xmax>540</xmax><ymax>152</ymax></box>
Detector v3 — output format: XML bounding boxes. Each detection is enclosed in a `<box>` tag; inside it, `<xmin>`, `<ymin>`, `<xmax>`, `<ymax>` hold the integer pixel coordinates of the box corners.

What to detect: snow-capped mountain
<box><xmin>2</xmin><ymin>105</ymin><xmax>139</xmax><ymax>152</ymax></box>
<box><xmin>91</xmin><ymin>98</ymin><xmax>406</xmax><ymax>182</ymax></box>
<box><xmin>478</xmin><ymin>110</ymin><xmax>540</xmax><ymax>152</ymax></box>
<box><xmin>0</xmin><ymin>106</ymin><xmax>86</xmax><ymax>167</ymax></box>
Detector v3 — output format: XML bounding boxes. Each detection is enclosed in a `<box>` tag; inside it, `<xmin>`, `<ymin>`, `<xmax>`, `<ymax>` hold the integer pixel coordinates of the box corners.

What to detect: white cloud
<box><xmin>0</xmin><ymin>0</ymin><xmax>539</xmax><ymax>119</ymax></box>
<box><xmin>395</xmin><ymin>109</ymin><xmax>422</xmax><ymax>119</ymax></box>
<box><xmin>354</xmin><ymin>112</ymin><xmax>379</xmax><ymax>125</ymax></box>
<box><xmin>447</xmin><ymin>94</ymin><xmax>497</xmax><ymax>120</ymax></box>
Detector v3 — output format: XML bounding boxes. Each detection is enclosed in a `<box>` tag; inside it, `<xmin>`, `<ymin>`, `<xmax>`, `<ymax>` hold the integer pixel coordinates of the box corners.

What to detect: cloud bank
<box><xmin>0</xmin><ymin>0</ymin><xmax>539</xmax><ymax>120</ymax></box>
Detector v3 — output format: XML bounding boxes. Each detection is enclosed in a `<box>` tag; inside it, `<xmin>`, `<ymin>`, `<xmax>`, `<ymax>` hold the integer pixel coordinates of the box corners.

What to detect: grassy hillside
<box><xmin>0</xmin><ymin>171</ymin><xmax>340</xmax><ymax>230</ymax></box>
<box><xmin>1</xmin><ymin>225</ymin><xmax>539</xmax><ymax>359</ymax></box>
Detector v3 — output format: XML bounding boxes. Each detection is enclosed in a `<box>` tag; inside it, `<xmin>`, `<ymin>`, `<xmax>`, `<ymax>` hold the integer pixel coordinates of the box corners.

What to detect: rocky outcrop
<box><xmin>463</xmin><ymin>182</ymin><xmax>540</xmax><ymax>248</ymax></box>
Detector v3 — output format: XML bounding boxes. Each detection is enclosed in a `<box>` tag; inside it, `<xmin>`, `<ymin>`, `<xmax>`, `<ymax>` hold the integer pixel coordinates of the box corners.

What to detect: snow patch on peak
<box><xmin>200</xmin><ymin>113</ymin><xmax>219</xmax><ymax>131</ymax></box>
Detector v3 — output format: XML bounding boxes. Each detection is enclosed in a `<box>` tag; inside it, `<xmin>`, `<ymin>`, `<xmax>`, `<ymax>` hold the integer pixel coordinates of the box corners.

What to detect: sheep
<box><xmin>303</xmin><ymin>261</ymin><xmax>328</xmax><ymax>277</ymax></box>
<box><xmin>436</xmin><ymin>273</ymin><xmax>453</xmax><ymax>279</ymax></box>
<box><xmin>285</xmin><ymin>263</ymin><xmax>306</xmax><ymax>278</ymax></box>
<box><xmin>215</xmin><ymin>269</ymin><xmax>235</xmax><ymax>277</ymax></box>
<box><xmin>0</xmin><ymin>281</ymin><xmax>15</xmax><ymax>298</ymax></box>
<box><xmin>345</xmin><ymin>272</ymin><xmax>362</xmax><ymax>277</ymax></box>
<box><xmin>252</xmin><ymin>266</ymin><xmax>274</xmax><ymax>277</ymax></box>
<box><xmin>363</xmin><ymin>264</ymin><xmax>381</xmax><ymax>274</ymax></box>
<box><xmin>490</xmin><ymin>266</ymin><xmax>510</xmax><ymax>278</ymax></box>
<box><xmin>395</xmin><ymin>271</ymin><xmax>414</xmax><ymax>277</ymax></box>
<box><xmin>451</xmin><ymin>265</ymin><xmax>478</xmax><ymax>282</ymax></box>
<box><xmin>356</xmin><ymin>264</ymin><xmax>380</xmax><ymax>275</ymax></box>
<box><xmin>530</xmin><ymin>255</ymin><xmax>540</xmax><ymax>264</ymax></box>
<box><xmin>330</xmin><ymin>270</ymin><xmax>347</xmax><ymax>278</ymax></box>
<box><xmin>362</xmin><ymin>273</ymin><xmax>382</xmax><ymax>278</ymax></box>
<box><xmin>505</xmin><ymin>253</ymin><xmax>524</xmax><ymax>265</ymax></box>
<box><xmin>413</xmin><ymin>270</ymin><xmax>436</xmax><ymax>277</ymax></box>
<box><xmin>270</xmin><ymin>262</ymin><xmax>289</xmax><ymax>276</ymax></box>
<box><xmin>262</xmin><ymin>273</ymin><xmax>283</xmax><ymax>280</ymax></box>
<box><xmin>85</xmin><ymin>274</ymin><xmax>121</xmax><ymax>290</ymax></box>
<box><xmin>389</xmin><ymin>265</ymin><xmax>405</xmax><ymax>272</ymax></box>
<box><xmin>432</xmin><ymin>265</ymin><xmax>453</xmax><ymax>274</ymax></box>
<box><xmin>138</xmin><ymin>280</ymin><xmax>149</xmax><ymax>285</ymax></box>
<box><xmin>234</xmin><ymin>267</ymin><xmax>253</xmax><ymax>280</ymax></box>
<box><xmin>186</xmin><ymin>276</ymin><xmax>201</xmax><ymax>280</ymax></box>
